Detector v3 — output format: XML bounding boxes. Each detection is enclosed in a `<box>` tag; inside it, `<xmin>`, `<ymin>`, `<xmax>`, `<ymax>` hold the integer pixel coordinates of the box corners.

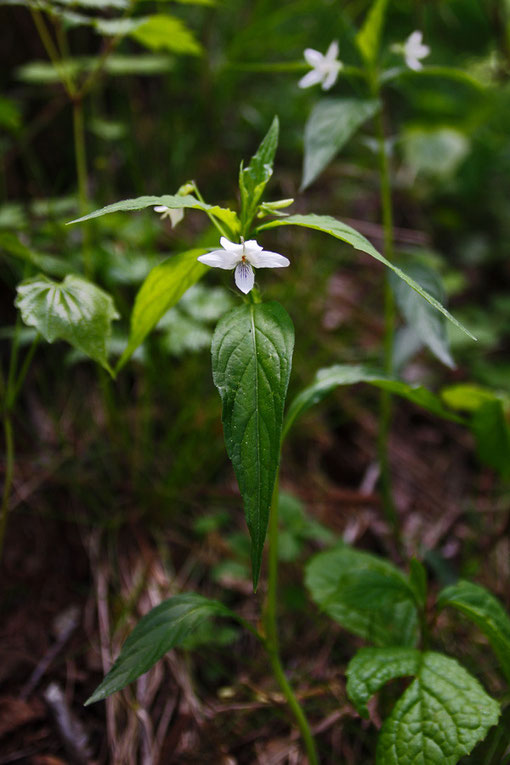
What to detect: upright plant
<box><xmin>30</xmin><ymin>118</ymin><xmax>498</xmax><ymax>762</ymax></box>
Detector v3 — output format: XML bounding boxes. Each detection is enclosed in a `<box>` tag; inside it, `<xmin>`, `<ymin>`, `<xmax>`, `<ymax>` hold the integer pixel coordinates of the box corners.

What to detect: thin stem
<box><xmin>72</xmin><ymin>96</ymin><xmax>92</xmax><ymax>276</ymax></box>
<box><xmin>374</xmin><ymin>96</ymin><xmax>399</xmax><ymax>539</ymax></box>
<box><xmin>0</xmin><ymin>415</ymin><xmax>14</xmax><ymax>562</ymax></box>
<box><xmin>191</xmin><ymin>182</ymin><xmax>230</xmax><ymax>239</ymax></box>
<box><xmin>263</xmin><ymin>477</ymin><xmax>319</xmax><ymax>765</ymax></box>
<box><xmin>30</xmin><ymin>7</ymin><xmax>75</xmax><ymax>97</ymax></box>
<box><xmin>8</xmin><ymin>335</ymin><xmax>40</xmax><ymax>411</ymax></box>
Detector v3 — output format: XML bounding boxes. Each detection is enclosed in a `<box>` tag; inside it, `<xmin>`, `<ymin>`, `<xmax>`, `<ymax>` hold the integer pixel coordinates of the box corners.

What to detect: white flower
<box><xmin>197</xmin><ymin>237</ymin><xmax>290</xmax><ymax>294</ymax></box>
<box><xmin>403</xmin><ymin>31</ymin><xmax>430</xmax><ymax>71</ymax></box>
<box><xmin>154</xmin><ymin>205</ymin><xmax>184</xmax><ymax>227</ymax></box>
<box><xmin>298</xmin><ymin>41</ymin><xmax>343</xmax><ymax>91</ymax></box>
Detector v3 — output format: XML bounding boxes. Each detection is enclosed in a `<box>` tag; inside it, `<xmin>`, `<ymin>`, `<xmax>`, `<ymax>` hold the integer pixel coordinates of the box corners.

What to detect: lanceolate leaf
<box><xmin>302</xmin><ymin>98</ymin><xmax>379</xmax><ymax>189</ymax></box>
<box><xmin>239</xmin><ymin>117</ymin><xmax>279</xmax><ymax>231</ymax></box>
<box><xmin>347</xmin><ymin>647</ymin><xmax>500</xmax><ymax>765</ymax></box>
<box><xmin>283</xmin><ymin>364</ymin><xmax>463</xmax><ymax>438</ymax></box>
<box><xmin>305</xmin><ymin>544</ymin><xmax>419</xmax><ymax>647</ymax></box>
<box><xmin>68</xmin><ymin>194</ymin><xmax>239</xmax><ymax>234</ymax></box>
<box><xmin>356</xmin><ymin>0</ymin><xmax>389</xmax><ymax>65</ymax></box>
<box><xmin>116</xmin><ymin>249</ymin><xmax>208</xmax><ymax>372</ymax></box>
<box><xmin>438</xmin><ymin>580</ymin><xmax>510</xmax><ymax>684</ymax></box>
<box><xmin>15</xmin><ymin>274</ymin><xmax>119</xmax><ymax>373</ymax></box>
<box><xmin>85</xmin><ymin>594</ymin><xmax>235</xmax><ymax>704</ymax></box>
<box><xmin>258</xmin><ymin>214</ymin><xmax>475</xmax><ymax>340</ymax></box>
<box><xmin>390</xmin><ymin>261</ymin><xmax>455</xmax><ymax>369</ymax></box>
<box><xmin>211</xmin><ymin>301</ymin><xmax>294</xmax><ymax>589</ymax></box>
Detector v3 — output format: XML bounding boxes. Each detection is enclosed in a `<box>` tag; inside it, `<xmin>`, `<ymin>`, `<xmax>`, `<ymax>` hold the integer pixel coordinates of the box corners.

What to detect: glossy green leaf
<box><xmin>305</xmin><ymin>543</ymin><xmax>419</xmax><ymax>647</ymax></box>
<box><xmin>283</xmin><ymin>363</ymin><xmax>463</xmax><ymax>439</ymax></box>
<box><xmin>239</xmin><ymin>117</ymin><xmax>279</xmax><ymax>231</ymax></box>
<box><xmin>301</xmin><ymin>98</ymin><xmax>379</xmax><ymax>189</ymax></box>
<box><xmin>68</xmin><ymin>194</ymin><xmax>237</xmax><ymax>230</ymax></box>
<box><xmin>116</xmin><ymin>249</ymin><xmax>208</xmax><ymax>372</ymax></box>
<box><xmin>390</xmin><ymin>261</ymin><xmax>455</xmax><ymax>369</ymax></box>
<box><xmin>356</xmin><ymin>0</ymin><xmax>389</xmax><ymax>64</ymax></box>
<box><xmin>129</xmin><ymin>15</ymin><xmax>202</xmax><ymax>55</ymax></box>
<box><xmin>347</xmin><ymin>647</ymin><xmax>500</xmax><ymax>764</ymax></box>
<box><xmin>15</xmin><ymin>275</ymin><xmax>119</xmax><ymax>373</ymax></box>
<box><xmin>211</xmin><ymin>301</ymin><xmax>294</xmax><ymax>589</ymax></box>
<box><xmin>85</xmin><ymin>594</ymin><xmax>234</xmax><ymax>704</ymax></box>
<box><xmin>438</xmin><ymin>580</ymin><xmax>510</xmax><ymax>684</ymax></box>
<box><xmin>258</xmin><ymin>214</ymin><xmax>475</xmax><ymax>340</ymax></box>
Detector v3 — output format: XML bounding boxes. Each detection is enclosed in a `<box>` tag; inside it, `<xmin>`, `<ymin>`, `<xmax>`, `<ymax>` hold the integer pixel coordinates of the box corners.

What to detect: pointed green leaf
<box><xmin>258</xmin><ymin>214</ymin><xmax>475</xmax><ymax>340</ymax></box>
<box><xmin>116</xmin><ymin>248</ymin><xmax>208</xmax><ymax>372</ymax></box>
<box><xmin>68</xmin><ymin>194</ymin><xmax>238</xmax><ymax>232</ymax></box>
<box><xmin>15</xmin><ymin>274</ymin><xmax>119</xmax><ymax>373</ymax></box>
<box><xmin>348</xmin><ymin>647</ymin><xmax>499</xmax><ymax>764</ymax></box>
<box><xmin>305</xmin><ymin>543</ymin><xmax>419</xmax><ymax>647</ymax></box>
<box><xmin>283</xmin><ymin>363</ymin><xmax>464</xmax><ymax>439</ymax></box>
<box><xmin>408</xmin><ymin>558</ymin><xmax>427</xmax><ymax>610</ymax></box>
<box><xmin>302</xmin><ymin>98</ymin><xmax>379</xmax><ymax>189</ymax></box>
<box><xmin>211</xmin><ymin>301</ymin><xmax>294</xmax><ymax>589</ymax></box>
<box><xmin>438</xmin><ymin>580</ymin><xmax>510</xmax><ymax>684</ymax></box>
<box><xmin>129</xmin><ymin>15</ymin><xmax>202</xmax><ymax>55</ymax></box>
<box><xmin>85</xmin><ymin>594</ymin><xmax>234</xmax><ymax>705</ymax></box>
<box><xmin>356</xmin><ymin>0</ymin><xmax>389</xmax><ymax>64</ymax></box>
<box><xmin>239</xmin><ymin>117</ymin><xmax>279</xmax><ymax>230</ymax></box>
<box><xmin>390</xmin><ymin>262</ymin><xmax>455</xmax><ymax>369</ymax></box>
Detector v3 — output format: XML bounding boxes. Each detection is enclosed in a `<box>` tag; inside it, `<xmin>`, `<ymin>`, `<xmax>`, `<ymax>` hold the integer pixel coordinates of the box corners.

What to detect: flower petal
<box><xmin>234</xmin><ymin>262</ymin><xmax>255</xmax><ymax>293</ymax></box>
<box><xmin>219</xmin><ymin>236</ymin><xmax>244</xmax><ymax>254</ymax></box>
<box><xmin>248</xmin><ymin>249</ymin><xmax>290</xmax><ymax>268</ymax></box>
<box><xmin>325</xmin><ymin>40</ymin><xmax>339</xmax><ymax>62</ymax></box>
<box><xmin>197</xmin><ymin>250</ymin><xmax>240</xmax><ymax>269</ymax></box>
<box><xmin>322</xmin><ymin>63</ymin><xmax>342</xmax><ymax>90</ymax></box>
<box><xmin>169</xmin><ymin>208</ymin><xmax>184</xmax><ymax>227</ymax></box>
<box><xmin>298</xmin><ymin>69</ymin><xmax>323</xmax><ymax>89</ymax></box>
<box><xmin>154</xmin><ymin>205</ymin><xmax>169</xmax><ymax>213</ymax></box>
<box><xmin>304</xmin><ymin>48</ymin><xmax>324</xmax><ymax>66</ymax></box>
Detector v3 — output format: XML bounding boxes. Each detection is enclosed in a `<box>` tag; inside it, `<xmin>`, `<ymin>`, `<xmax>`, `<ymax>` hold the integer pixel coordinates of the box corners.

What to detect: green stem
<box><xmin>30</xmin><ymin>7</ymin><xmax>75</xmax><ymax>97</ymax></box>
<box><xmin>8</xmin><ymin>334</ymin><xmax>40</xmax><ymax>411</ymax></box>
<box><xmin>192</xmin><ymin>182</ymin><xmax>230</xmax><ymax>239</ymax></box>
<box><xmin>262</xmin><ymin>476</ymin><xmax>319</xmax><ymax>765</ymax></box>
<box><xmin>72</xmin><ymin>96</ymin><xmax>92</xmax><ymax>276</ymax></box>
<box><xmin>374</xmin><ymin>95</ymin><xmax>399</xmax><ymax>539</ymax></box>
<box><xmin>0</xmin><ymin>414</ymin><xmax>14</xmax><ymax>562</ymax></box>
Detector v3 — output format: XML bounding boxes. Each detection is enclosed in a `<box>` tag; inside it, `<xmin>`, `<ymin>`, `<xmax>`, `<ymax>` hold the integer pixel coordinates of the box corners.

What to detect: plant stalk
<box><xmin>375</xmin><ymin>98</ymin><xmax>399</xmax><ymax>539</ymax></box>
<box><xmin>263</xmin><ymin>476</ymin><xmax>319</xmax><ymax>765</ymax></box>
<box><xmin>72</xmin><ymin>96</ymin><xmax>92</xmax><ymax>277</ymax></box>
<box><xmin>0</xmin><ymin>415</ymin><xmax>14</xmax><ymax>562</ymax></box>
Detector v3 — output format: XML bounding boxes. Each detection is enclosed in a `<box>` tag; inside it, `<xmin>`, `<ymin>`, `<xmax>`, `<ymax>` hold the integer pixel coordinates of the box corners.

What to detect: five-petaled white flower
<box><xmin>298</xmin><ymin>41</ymin><xmax>343</xmax><ymax>91</ymax></box>
<box><xmin>153</xmin><ymin>205</ymin><xmax>184</xmax><ymax>227</ymax></box>
<box><xmin>403</xmin><ymin>31</ymin><xmax>430</xmax><ymax>71</ymax></box>
<box><xmin>197</xmin><ymin>237</ymin><xmax>290</xmax><ymax>294</ymax></box>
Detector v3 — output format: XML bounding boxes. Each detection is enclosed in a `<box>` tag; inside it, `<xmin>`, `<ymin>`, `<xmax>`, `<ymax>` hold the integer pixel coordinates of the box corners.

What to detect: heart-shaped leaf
<box><xmin>15</xmin><ymin>274</ymin><xmax>119</xmax><ymax>373</ymax></box>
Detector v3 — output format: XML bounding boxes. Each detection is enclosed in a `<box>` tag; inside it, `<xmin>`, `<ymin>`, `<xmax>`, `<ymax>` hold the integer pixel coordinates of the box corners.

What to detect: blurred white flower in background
<box><xmin>403</xmin><ymin>31</ymin><xmax>430</xmax><ymax>71</ymax></box>
<box><xmin>299</xmin><ymin>41</ymin><xmax>343</xmax><ymax>91</ymax></box>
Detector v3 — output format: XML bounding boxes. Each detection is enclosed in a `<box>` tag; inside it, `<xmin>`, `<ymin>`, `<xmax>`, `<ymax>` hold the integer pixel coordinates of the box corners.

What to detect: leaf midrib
<box><xmin>249</xmin><ymin>304</ymin><xmax>261</xmax><ymax>547</ymax></box>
